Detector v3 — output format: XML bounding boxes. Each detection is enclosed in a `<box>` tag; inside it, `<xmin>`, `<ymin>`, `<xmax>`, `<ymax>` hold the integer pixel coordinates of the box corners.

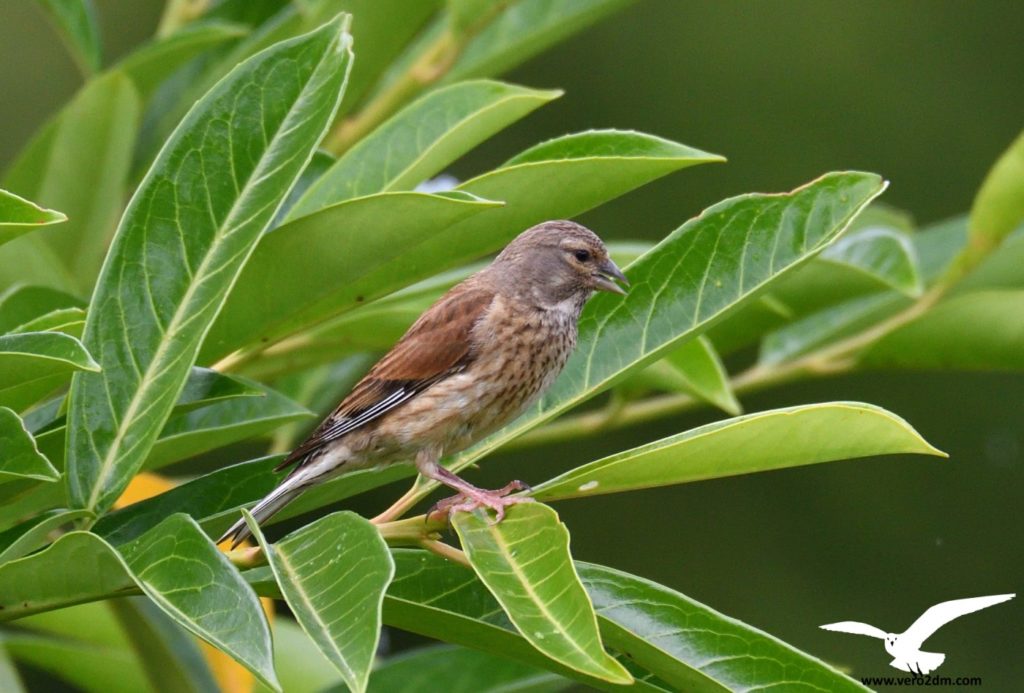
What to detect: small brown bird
<box><xmin>220</xmin><ymin>220</ymin><xmax>628</xmax><ymax>545</ymax></box>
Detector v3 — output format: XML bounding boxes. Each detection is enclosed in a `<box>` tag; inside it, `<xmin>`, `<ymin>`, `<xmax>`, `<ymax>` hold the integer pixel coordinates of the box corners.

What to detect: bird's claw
<box><xmin>427</xmin><ymin>481</ymin><xmax>533</xmax><ymax>524</ymax></box>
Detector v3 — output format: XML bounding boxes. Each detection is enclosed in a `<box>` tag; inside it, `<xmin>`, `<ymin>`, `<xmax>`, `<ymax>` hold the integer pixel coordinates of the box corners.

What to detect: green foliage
<box><xmin>0</xmin><ymin>2</ymin><xmax>1020</xmax><ymax>691</ymax></box>
<box><xmin>453</xmin><ymin>505</ymin><xmax>632</xmax><ymax>684</ymax></box>
<box><xmin>247</xmin><ymin>510</ymin><xmax>393</xmax><ymax>693</ymax></box>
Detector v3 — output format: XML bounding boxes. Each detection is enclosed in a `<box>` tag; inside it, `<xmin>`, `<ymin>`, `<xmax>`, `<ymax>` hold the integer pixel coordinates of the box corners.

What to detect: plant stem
<box><xmin>376</xmin><ymin>514</ymin><xmax>469</xmax><ymax>566</ymax></box>
<box><xmin>375</xmin><ymin>513</ymin><xmax>445</xmax><ymax>542</ymax></box>
<box><xmin>419</xmin><ymin>539</ymin><xmax>471</xmax><ymax>568</ymax></box>
<box><xmin>373</xmin><ymin>484</ymin><xmax>429</xmax><ymax>524</ymax></box>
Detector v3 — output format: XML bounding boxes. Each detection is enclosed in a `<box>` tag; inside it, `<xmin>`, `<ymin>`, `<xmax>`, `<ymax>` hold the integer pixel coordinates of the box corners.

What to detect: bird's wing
<box><xmin>277</xmin><ymin>285</ymin><xmax>495</xmax><ymax>471</ymax></box>
<box><xmin>819</xmin><ymin>621</ymin><xmax>887</xmax><ymax>639</ymax></box>
<box><xmin>901</xmin><ymin>593</ymin><xmax>1015</xmax><ymax>649</ymax></box>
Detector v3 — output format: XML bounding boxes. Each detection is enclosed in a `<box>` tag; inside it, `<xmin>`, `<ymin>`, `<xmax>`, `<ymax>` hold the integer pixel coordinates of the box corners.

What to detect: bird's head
<box><xmin>492</xmin><ymin>220</ymin><xmax>629</xmax><ymax>308</ymax></box>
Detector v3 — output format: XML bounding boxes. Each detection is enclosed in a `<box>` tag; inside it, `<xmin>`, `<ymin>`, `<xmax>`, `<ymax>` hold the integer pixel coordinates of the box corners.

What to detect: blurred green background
<box><xmin>2</xmin><ymin>0</ymin><xmax>1022</xmax><ymax>689</ymax></box>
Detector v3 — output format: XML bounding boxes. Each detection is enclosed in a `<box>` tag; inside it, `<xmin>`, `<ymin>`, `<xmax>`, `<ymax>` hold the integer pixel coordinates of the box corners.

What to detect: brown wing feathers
<box><xmin>276</xmin><ymin>286</ymin><xmax>495</xmax><ymax>471</ymax></box>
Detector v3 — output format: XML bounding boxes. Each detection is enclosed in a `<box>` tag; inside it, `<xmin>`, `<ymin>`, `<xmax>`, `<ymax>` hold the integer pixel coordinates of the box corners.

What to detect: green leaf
<box><xmin>0</xmin><ymin>407</ymin><xmax>59</xmax><ymax>482</ymax></box>
<box><xmin>626</xmin><ymin>337</ymin><xmax>740</xmax><ymax>415</ymax></box>
<box><xmin>174</xmin><ymin>367</ymin><xmax>263</xmax><ymax>412</ymax></box>
<box><xmin>116</xmin><ymin>20</ymin><xmax>249</xmax><ymax>99</ymax></box>
<box><xmin>452</xmin><ymin>504</ymin><xmax>632</xmax><ymax>685</ymax></box>
<box><xmin>433</xmin><ymin>172</ymin><xmax>886</xmax><ymax>485</ymax></box>
<box><xmin>119</xmin><ymin>515</ymin><xmax>278</xmax><ymax>689</ymax></box>
<box><xmin>383</xmin><ymin>550</ymin><xmax>665</xmax><ymax>692</ymax></box>
<box><xmin>246</xmin><ymin>511</ymin><xmax>394</xmax><ymax>693</ymax></box>
<box><xmin>34</xmin><ymin>0</ymin><xmax>102</xmax><ymax>74</ymax></box>
<box><xmin>0</xmin><ymin>509</ymin><xmax>92</xmax><ymax>563</ymax></box>
<box><xmin>863</xmin><ymin>289</ymin><xmax>1024</xmax><ymax>370</ymax></box>
<box><xmin>578</xmin><ymin>562</ymin><xmax>868</xmax><ymax>692</ymax></box>
<box><xmin>7</xmin><ymin>307</ymin><xmax>86</xmax><ymax>336</ymax></box>
<box><xmin>0</xmin><ymin>332</ymin><xmax>99</xmax><ymax>411</ymax></box>
<box><xmin>0</xmin><ymin>188</ymin><xmax>66</xmax><ymax>247</ymax></box>
<box><xmin>531</xmin><ymin>402</ymin><xmax>944</xmax><ymax>501</ymax></box>
<box><xmin>292</xmin><ymin>80</ymin><xmax>560</xmax><ymax>217</ymax></box>
<box><xmin>145</xmin><ymin>380</ymin><xmax>311</xmax><ymax>470</ymax></box>
<box><xmin>0</xmin><ymin>532</ymin><xmax>135</xmax><ymax>620</ymax></box>
<box><xmin>205</xmin><ymin>191</ymin><xmax>500</xmax><ymax>360</ymax></box>
<box><xmin>0</xmin><ymin>517</ymin><xmax>276</xmax><ymax>687</ymax></box>
<box><xmin>363</xmin><ymin>644</ymin><xmax>570</xmax><ymax>693</ymax></box>
<box><xmin>1</xmin><ymin>71</ymin><xmax>140</xmax><ymax>294</ymax></box>
<box><xmin>65</xmin><ymin>17</ymin><xmax>354</xmax><ymax>514</ymax></box>
<box><xmin>447</xmin><ymin>0</ymin><xmax>634</xmax><ymax>82</ymax></box>
<box><xmin>962</xmin><ymin>130</ymin><xmax>1024</xmax><ymax>270</ymax></box>
<box><xmin>0</xmin><ymin>286</ymin><xmax>82</xmax><ymax>334</ymax></box>
<box><xmin>108</xmin><ymin>596</ymin><xmax>221</xmax><ymax>693</ymax></box>
<box><xmin>819</xmin><ymin>226</ymin><xmax>923</xmax><ymax>296</ymax></box>
<box><xmin>758</xmin><ymin>292</ymin><xmax>908</xmax><ymax>366</ymax></box>
<box><xmin>93</xmin><ymin>456</ymin><xmax>282</xmax><ymax>546</ymax></box>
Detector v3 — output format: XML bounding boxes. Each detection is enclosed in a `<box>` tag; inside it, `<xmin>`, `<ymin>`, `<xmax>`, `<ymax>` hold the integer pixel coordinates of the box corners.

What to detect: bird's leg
<box><xmin>417</xmin><ymin>451</ymin><xmax>533</xmax><ymax>523</ymax></box>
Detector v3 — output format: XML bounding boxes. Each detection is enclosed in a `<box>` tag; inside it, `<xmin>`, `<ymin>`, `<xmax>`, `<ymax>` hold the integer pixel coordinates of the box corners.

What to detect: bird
<box><xmin>820</xmin><ymin>593</ymin><xmax>1015</xmax><ymax>675</ymax></box>
<box><xmin>219</xmin><ymin>220</ymin><xmax>629</xmax><ymax>546</ymax></box>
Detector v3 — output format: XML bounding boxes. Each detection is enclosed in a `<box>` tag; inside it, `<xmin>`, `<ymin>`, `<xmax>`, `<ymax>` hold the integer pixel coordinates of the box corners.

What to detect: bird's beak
<box><xmin>593</xmin><ymin>258</ymin><xmax>629</xmax><ymax>295</ymax></box>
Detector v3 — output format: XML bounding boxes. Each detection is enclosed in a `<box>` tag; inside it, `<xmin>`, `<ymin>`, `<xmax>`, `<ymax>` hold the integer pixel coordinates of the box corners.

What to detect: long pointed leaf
<box><xmin>0</xmin><ymin>516</ymin><xmax>279</xmax><ymax>689</ymax></box>
<box><xmin>0</xmin><ymin>509</ymin><xmax>92</xmax><ymax>563</ymax></box>
<box><xmin>820</xmin><ymin>226</ymin><xmax>922</xmax><ymax>296</ymax></box>
<box><xmin>0</xmin><ymin>332</ymin><xmax>99</xmax><ymax>411</ymax></box>
<box><xmin>246</xmin><ymin>511</ymin><xmax>394</xmax><ymax>693</ymax></box>
<box><xmin>453</xmin><ymin>504</ymin><xmax>632</xmax><ymax>685</ymax></box>
<box><xmin>0</xmin><ymin>407</ymin><xmax>59</xmax><ymax>482</ymax></box>
<box><xmin>292</xmin><ymin>80</ymin><xmax>560</xmax><ymax>217</ymax></box>
<box><xmin>578</xmin><ymin>563</ymin><xmax>869</xmax><ymax>692</ymax></box>
<box><xmin>381</xmin><ymin>550</ymin><xmax>665</xmax><ymax>692</ymax></box>
<box><xmin>65</xmin><ymin>16</ymin><xmax>354</xmax><ymax>514</ymax></box>
<box><xmin>0</xmin><ymin>189</ymin><xmax>66</xmax><ymax>248</ymax></box>
<box><xmin>531</xmin><ymin>402</ymin><xmax>944</xmax><ymax>501</ymax></box>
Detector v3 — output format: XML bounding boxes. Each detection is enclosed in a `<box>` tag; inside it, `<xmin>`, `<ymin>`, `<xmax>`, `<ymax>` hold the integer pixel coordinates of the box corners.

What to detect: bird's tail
<box><xmin>916</xmin><ymin>651</ymin><xmax>945</xmax><ymax>675</ymax></box>
<box><xmin>217</xmin><ymin>473</ymin><xmax>308</xmax><ymax>548</ymax></box>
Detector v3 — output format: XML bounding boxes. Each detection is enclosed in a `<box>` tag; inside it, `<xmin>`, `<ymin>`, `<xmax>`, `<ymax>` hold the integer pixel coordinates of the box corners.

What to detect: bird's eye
<box><xmin>574</xmin><ymin>249</ymin><xmax>591</xmax><ymax>262</ymax></box>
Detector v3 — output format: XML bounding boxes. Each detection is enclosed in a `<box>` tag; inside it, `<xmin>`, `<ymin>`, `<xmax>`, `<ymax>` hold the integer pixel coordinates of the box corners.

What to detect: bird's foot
<box><xmin>429</xmin><ymin>480</ymin><xmax>533</xmax><ymax>524</ymax></box>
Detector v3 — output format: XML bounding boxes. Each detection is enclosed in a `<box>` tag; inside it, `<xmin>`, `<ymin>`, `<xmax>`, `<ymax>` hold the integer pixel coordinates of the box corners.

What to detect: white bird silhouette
<box><xmin>821</xmin><ymin>593</ymin><xmax>1015</xmax><ymax>675</ymax></box>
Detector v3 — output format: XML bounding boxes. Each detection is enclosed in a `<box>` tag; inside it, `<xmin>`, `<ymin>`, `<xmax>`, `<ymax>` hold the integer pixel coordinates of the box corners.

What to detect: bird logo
<box><xmin>820</xmin><ymin>593</ymin><xmax>1015</xmax><ymax>675</ymax></box>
